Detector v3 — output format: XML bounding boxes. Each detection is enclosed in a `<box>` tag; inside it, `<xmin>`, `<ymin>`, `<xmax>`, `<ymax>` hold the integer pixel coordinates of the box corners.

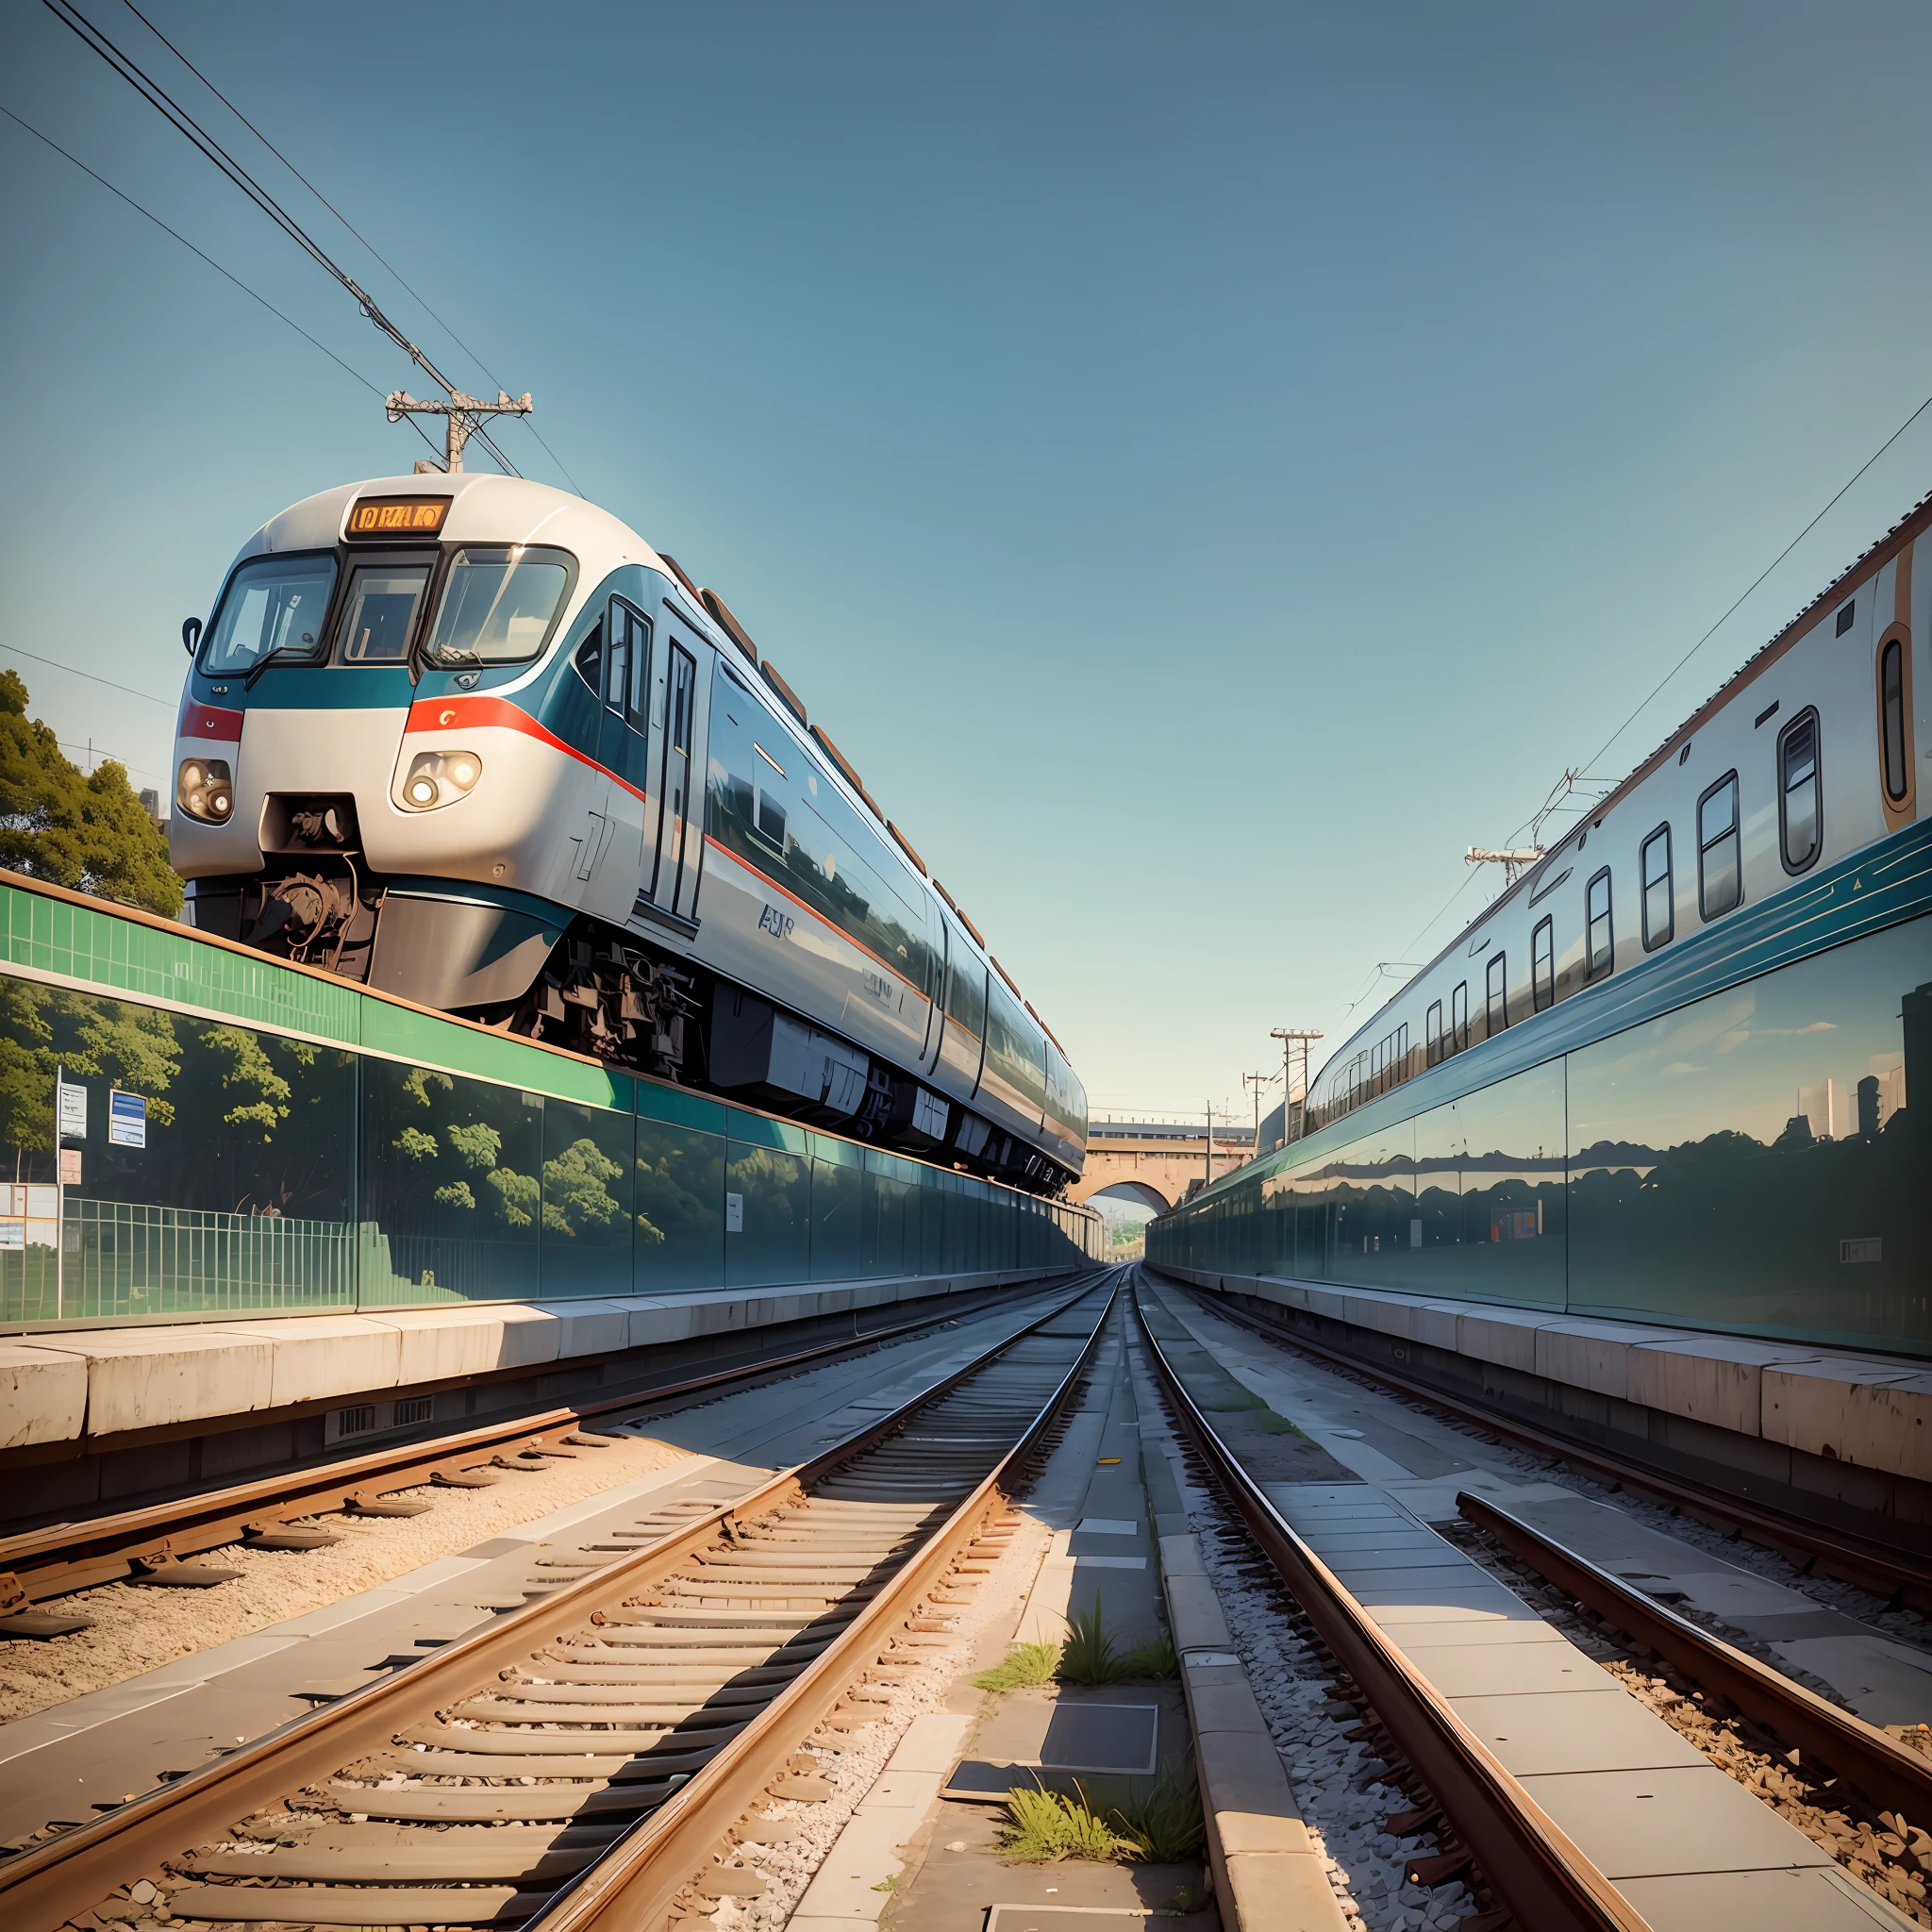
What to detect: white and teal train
<box><xmin>1154</xmin><ymin>494</ymin><xmax>1932</xmax><ymax>1355</ymax></box>
<box><xmin>170</xmin><ymin>474</ymin><xmax>1086</xmax><ymax>1195</ymax></box>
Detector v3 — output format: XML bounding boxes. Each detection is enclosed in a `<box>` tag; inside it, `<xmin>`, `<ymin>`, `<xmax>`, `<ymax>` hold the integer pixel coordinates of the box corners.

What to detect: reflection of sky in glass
<box><xmin>1570</xmin><ymin>915</ymin><xmax>1930</xmax><ymax>1156</ymax></box>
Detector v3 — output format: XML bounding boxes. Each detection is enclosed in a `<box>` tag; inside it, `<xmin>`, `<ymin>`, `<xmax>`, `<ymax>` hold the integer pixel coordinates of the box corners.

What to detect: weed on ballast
<box><xmin>1108</xmin><ymin>1766</ymin><xmax>1206</xmax><ymax>1862</ymax></box>
<box><xmin>973</xmin><ymin>1641</ymin><xmax>1061</xmax><ymax>1690</ymax></box>
<box><xmin>1122</xmin><ymin>1630</ymin><xmax>1178</xmax><ymax>1678</ymax></box>
<box><xmin>1057</xmin><ymin>1600</ymin><xmax>1131</xmax><ymax>1683</ymax></box>
<box><xmin>998</xmin><ymin>1781</ymin><xmax>1129</xmax><ymax>1861</ymax></box>
<box><xmin>1056</xmin><ymin>1599</ymin><xmax>1179</xmax><ymax>1683</ymax></box>
<box><xmin>997</xmin><ymin>1770</ymin><xmax>1205</xmax><ymax>1866</ymax></box>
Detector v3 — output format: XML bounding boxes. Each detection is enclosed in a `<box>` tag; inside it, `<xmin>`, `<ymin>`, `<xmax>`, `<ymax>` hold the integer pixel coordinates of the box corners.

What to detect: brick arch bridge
<box><xmin>1070</xmin><ymin>1120</ymin><xmax>1256</xmax><ymax>1212</ymax></box>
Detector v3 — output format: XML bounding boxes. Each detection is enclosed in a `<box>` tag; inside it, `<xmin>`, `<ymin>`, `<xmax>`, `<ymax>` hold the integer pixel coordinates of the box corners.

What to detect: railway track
<box><xmin>1131</xmin><ymin>1275</ymin><xmax>1647</xmax><ymax>1932</ymax></box>
<box><xmin>0</xmin><ymin>1271</ymin><xmax>1121</xmax><ymax>1932</ymax></box>
<box><xmin>0</xmin><ymin>1278</ymin><xmax>1092</xmax><ymax>1629</ymax></box>
<box><xmin>1457</xmin><ymin>1490</ymin><xmax>1932</xmax><ymax>1918</ymax></box>
<box><xmin>1160</xmin><ymin>1274</ymin><xmax>1932</xmax><ymax>1615</ymax></box>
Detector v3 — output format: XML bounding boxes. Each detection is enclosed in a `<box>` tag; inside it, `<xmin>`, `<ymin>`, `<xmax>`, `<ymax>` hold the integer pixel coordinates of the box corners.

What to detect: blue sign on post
<box><xmin>108</xmin><ymin>1090</ymin><xmax>147</xmax><ymax>1150</ymax></box>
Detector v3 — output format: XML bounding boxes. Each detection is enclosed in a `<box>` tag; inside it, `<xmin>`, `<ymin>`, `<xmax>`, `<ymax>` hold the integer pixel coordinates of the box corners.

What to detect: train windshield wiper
<box><xmin>242</xmin><ymin>643</ymin><xmax>312</xmax><ymax>690</ymax></box>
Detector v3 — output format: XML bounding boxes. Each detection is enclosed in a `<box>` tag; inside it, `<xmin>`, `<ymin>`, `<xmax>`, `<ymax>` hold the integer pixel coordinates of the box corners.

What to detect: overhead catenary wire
<box><xmin>40</xmin><ymin>0</ymin><xmax>524</xmax><ymax>478</ymax></box>
<box><xmin>1574</xmin><ymin>387</ymin><xmax>1932</xmax><ymax>784</ymax></box>
<box><xmin>0</xmin><ymin>641</ymin><xmax>175</xmax><ymax>709</ymax></box>
<box><xmin>0</xmin><ymin>103</ymin><xmax>442</xmax><ymax>468</ymax></box>
<box><xmin>1339</xmin><ymin>394</ymin><xmax>1932</xmax><ymax>1048</ymax></box>
<box><xmin>109</xmin><ymin>0</ymin><xmax>584</xmax><ymax>496</ymax></box>
<box><xmin>57</xmin><ymin>741</ymin><xmax>167</xmax><ymax>785</ymax></box>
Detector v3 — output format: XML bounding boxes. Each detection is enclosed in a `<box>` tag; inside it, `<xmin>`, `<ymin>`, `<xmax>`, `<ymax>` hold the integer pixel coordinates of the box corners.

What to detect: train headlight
<box><xmin>176</xmin><ymin>758</ymin><xmax>233</xmax><ymax>824</ymax></box>
<box><xmin>397</xmin><ymin>749</ymin><xmax>483</xmax><ymax>811</ymax></box>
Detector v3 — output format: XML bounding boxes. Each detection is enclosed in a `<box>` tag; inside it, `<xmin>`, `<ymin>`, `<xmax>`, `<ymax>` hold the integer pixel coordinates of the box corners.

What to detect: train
<box><xmin>169</xmin><ymin>473</ymin><xmax>1087</xmax><ymax>1196</ymax></box>
<box><xmin>1151</xmin><ymin>492</ymin><xmax>1932</xmax><ymax>1355</ymax></box>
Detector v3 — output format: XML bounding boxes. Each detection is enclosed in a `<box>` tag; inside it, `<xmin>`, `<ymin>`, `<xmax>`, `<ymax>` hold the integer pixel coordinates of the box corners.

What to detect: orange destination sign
<box><xmin>345</xmin><ymin>496</ymin><xmax>451</xmax><ymax>539</ymax></box>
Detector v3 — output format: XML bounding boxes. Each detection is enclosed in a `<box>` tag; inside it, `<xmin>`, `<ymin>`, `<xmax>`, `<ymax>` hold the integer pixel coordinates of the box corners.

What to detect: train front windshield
<box><xmin>422</xmin><ymin>547</ymin><xmax>572</xmax><ymax>666</ymax></box>
<box><xmin>201</xmin><ymin>555</ymin><xmax>338</xmax><ymax>674</ymax></box>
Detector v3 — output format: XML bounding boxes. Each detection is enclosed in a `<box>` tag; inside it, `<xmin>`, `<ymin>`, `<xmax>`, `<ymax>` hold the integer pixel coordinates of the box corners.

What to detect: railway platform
<box><xmin>1158</xmin><ymin>1262</ymin><xmax>1932</xmax><ymax>1573</ymax></box>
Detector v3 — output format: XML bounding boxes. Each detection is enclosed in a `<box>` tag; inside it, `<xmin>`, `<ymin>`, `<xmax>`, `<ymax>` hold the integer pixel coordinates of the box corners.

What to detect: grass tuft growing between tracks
<box><xmin>1108</xmin><ymin>1766</ymin><xmax>1206</xmax><ymax>1862</ymax></box>
<box><xmin>997</xmin><ymin>1769</ymin><xmax>1205</xmax><ymax>1864</ymax></box>
<box><xmin>1123</xmin><ymin>1629</ymin><xmax>1178</xmax><ymax>1679</ymax></box>
<box><xmin>973</xmin><ymin>1641</ymin><xmax>1062</xmax><ymax>1690</ymax></box>
<box><xmin>999</xmin><ymin>1782</ymin><xmax>1130</xmax><ymax>1861</ymax></box>
<box><xmin>976</xmin><ymin>1603</ymin><xmax>1179</xmax><ymax>1691</ymax></box>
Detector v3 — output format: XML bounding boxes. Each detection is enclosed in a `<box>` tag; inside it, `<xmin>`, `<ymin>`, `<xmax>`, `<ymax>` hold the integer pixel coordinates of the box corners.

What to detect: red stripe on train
<box><xmin>177</xmin><ymin>699</ymin><xmax>243</xmax><ymax>742</ymax></box>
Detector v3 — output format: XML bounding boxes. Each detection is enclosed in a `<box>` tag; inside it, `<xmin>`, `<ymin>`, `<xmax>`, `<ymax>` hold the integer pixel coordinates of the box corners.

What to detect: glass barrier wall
<box><xmin>0</xmin><ymin>884</ymin><xmax>1098</xmax><ymax>1325</ymax></box>
<box><xmin>1152</xmin><ymin>911</ymin><xmax>1932</xmax><ymax>1355</ymax></box>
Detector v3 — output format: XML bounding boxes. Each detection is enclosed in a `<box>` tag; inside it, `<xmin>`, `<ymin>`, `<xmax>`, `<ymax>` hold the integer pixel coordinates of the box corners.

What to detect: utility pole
<box><xmin>1465</xmin><ymin>845</ymin><xmax>1545</xmax><ymax>889</ymax></box>
<box><xmin>1242</xmin><ymin>1070</ymin><xmax>1273</xmax><ymax>1161</ymax></box>
<box><xmin>1205</xmin><ymin>1100</ymin><xmax>1213</xmax><ymax>1190</ymax></box>
<box><xmin>1271</xmin><ymin>1028</ymin><xmax>1324</xmax><ymax>1145</ymax></box>
<box><xmin>387</xmin><ymin>389</ymin><xmax>534</xmax><ymax>474</ymax></box>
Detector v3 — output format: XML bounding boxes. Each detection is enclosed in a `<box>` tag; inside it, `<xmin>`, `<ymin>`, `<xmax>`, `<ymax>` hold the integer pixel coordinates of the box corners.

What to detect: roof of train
<box><xmin>241</xmin><ymin>473</ymin><xmax>659</xmax><ymax>574</ymax></box>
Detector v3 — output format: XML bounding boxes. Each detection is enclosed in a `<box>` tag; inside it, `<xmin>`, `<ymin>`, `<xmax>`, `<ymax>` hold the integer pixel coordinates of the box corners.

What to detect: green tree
<box><xmin>200</xmin><ymin>1025</ymin><xmax>290</xmax><ymax>1138</ymax></box>
<box><xmin>0</xmin><ymin>670</ymin><xmax>182</xmax><ymax>917</ymax></box>
<box><xmin>542</xmin><ymin>1136</ymin><xmax>625</xmax><ymax>1238</ymax></box>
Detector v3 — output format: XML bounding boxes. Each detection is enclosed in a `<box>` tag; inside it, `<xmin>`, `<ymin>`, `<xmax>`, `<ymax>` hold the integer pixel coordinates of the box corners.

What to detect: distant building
<box><xmin>138</xmin><ymin>787</ymin><xmax>166</xmax><ymax>832</ymax></box>
<box><xmin>1796</xmin><ymin>1076</ymin><xmax>1844</xmax><ymax>1141</ymax></box>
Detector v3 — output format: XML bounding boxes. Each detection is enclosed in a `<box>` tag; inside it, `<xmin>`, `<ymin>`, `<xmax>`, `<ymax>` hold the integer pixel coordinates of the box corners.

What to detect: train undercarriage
<box><xmin>185</xmin><ymin>826</ymin><xmax>1070</xmax><ymax>1199</ymax></box>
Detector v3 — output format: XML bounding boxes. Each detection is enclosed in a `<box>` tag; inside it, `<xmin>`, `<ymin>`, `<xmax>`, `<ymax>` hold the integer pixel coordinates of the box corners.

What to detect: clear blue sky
<box><xmin>5</xmin><ymin>2</ymin><xmax>1931</xmax><ymax>1122</ymax></box>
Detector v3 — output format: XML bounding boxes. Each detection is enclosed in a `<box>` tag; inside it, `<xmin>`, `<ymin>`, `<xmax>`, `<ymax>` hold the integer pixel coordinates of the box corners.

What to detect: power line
<box><xmin>110</xmin><ymin>0</ymin><xmax>584</xmax><ymax>496</ymax></box>
<box><xmin>1577</xmin><ymin>387</ymin><xmax>1932</xmax><ymax>782</ymax></box>
<box><xmin>0</xmin><ymin>101</ymin><xmax>439</xmax><ymax>466</ymax></box>
<box><xmin>40</xmin><ymin>0</ymin><xmax>524</xmax><ymax>477</ymax></box>
<box><xmin>1337</xmin><ymin>388</ymin><xmax>1932</xmax><ymax>1049</ymax></box>
<box><xmin>0</xmin><ymin>642</ymin><xmax>175</xmax><ymax>709</ymax></box>
<box><xmin>58</xmin><ymin>740</ymin><xmax>166</xmax><ymax>785</ymax></box>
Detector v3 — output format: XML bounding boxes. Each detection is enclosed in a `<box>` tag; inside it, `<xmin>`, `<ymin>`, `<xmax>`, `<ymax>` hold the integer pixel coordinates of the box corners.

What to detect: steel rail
<box><xmin>522</xmin><ymin>1273</ymin><xmax>1123</xmax><ymax>1932</ymax></box>
<box><xmin>0</xmin><ymin>1271</ymin><xmax>1119</xmax><ymax>1932</ymax></box>
<box><xmin>1459</xmin><ymin>1489</ymin><xmax>1932</xmax><ymax>1824</ymax></box>
<box><xmin>1159</xmin><ymin>1274</ymin><xmax>1932</xmax><ymax>1613</ymax></box>
<box><xmin>1131</xmin><ymin>1277</ymin><xmax>1654</xmax><ymax>1932</ymax></box>
<box><xmin>0</xmin><ymin>1271</ymin><xmax>1100</xmax><ymax>1607</ymax></box>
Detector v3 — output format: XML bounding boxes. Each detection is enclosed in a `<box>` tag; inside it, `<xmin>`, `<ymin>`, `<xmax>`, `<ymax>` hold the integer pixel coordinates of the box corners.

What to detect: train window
<box><xmin>1531</xmin><ymin>917</ymin><xmax>1555</xmax><ymax>1010</ymax></box>
<box><xmin>1486</xmin><ymin>952</ymin><xmax>1507</xmax><ymax>1035</ymax></box>
<box><xmin>573</xmin><ymin>620</ymin><xmax>603</xmax><ymax>693</ymax></box>
<box><xmin>339</xmin><ymin>561</ymin><xmax>431</xmax><ymax>663</ymax></box>
<box><xmin>1882</xmin><ymin>637</ymin><xmax>1909</xmax><ymax>802</ymax></box>
<box><xmin>1697</xmin><ymin>773</ymin><xmax>1740</xmax><ymax>919</ymax></box>
<box><xmin>1641</xmin><ymin>824</ymin><xmax>1673</xmax><ymax>950</ymax></box>
<box><xmin>1586</xmin><ymin>867</ymin><xmax>1613</xmax><ymax>979</ymax></box>
<box><xmin>423</xmin><ymin>547</ymin><xmax>573</xmax><ymax>665</ymax></box>
<box><xmin>1451</xmin><ymin>980</ymin><xmax>1468</xmax><ymax>1050</ymax></box>
<box><xmin>626</xmin><ymin>610</ymin><xmax>653</xmax><ymax>720</ymax></box>
<box><xmin>752</xmin><ymin>787</ymin><xmax>787</xmax><ymax>850</ymax></box>
<box><xmin>1425</xmin><ymin>1000</ymin><xmax>1443</xmax><ymax>1067</ymax></box>
<box><xmin>201</xmin><ymin>553</ymin><xmax>337</xmax><ymax>674</ymax></box>
<box><xmin>1778</xmin><ymin>708</ymin><xmax>1822</xmax><ymax>872</ymax></box>
<box><xmin>945</xmin><ymin>952</ymin><xmax>987</xmax><ymax>1042</ymax></box>
<box><xmin>606</xmin><ymin>619</ymin><xmax>629</xmax><ymax>713</ymax></box>
<box><xmin>595</xmin><ymin>601</ymin><xmax>653</xmax><ymax>723</ymax></box>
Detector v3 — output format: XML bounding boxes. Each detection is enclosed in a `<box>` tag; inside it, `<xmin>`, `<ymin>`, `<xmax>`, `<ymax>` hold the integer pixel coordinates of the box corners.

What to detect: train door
<box><xmin>641</xmin><ymin>636</ymin><xmax>702</xmax><ymax>920</ymax></box>
<box><xmin>599</xmin><ymin>599</ymin><xmax>654</xmax><ymax>888</ymax></box>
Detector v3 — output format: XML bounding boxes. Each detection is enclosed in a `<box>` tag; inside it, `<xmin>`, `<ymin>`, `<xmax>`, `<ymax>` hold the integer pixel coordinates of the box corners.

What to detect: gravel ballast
<box><xmin>0</xmin><ymin>1432</ymin><xmax>693</xmax><ymax>1726</ymax></box>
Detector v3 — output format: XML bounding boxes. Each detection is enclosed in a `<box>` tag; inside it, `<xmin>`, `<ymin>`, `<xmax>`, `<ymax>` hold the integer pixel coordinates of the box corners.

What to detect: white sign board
<box><xmin>108</xmin><ymin>1090</ymin><xmax>147</xmax><ymax>1149</ymax></box>
<box><xmin>58</xmin><ymin>1081</ymin><xmax>87</xmax><ymax>1140</ymax></box>
<box><xmin>724</xmin><ymin>1191</ymin><xmax>743</xmax><ymax>1233</ymax></box>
